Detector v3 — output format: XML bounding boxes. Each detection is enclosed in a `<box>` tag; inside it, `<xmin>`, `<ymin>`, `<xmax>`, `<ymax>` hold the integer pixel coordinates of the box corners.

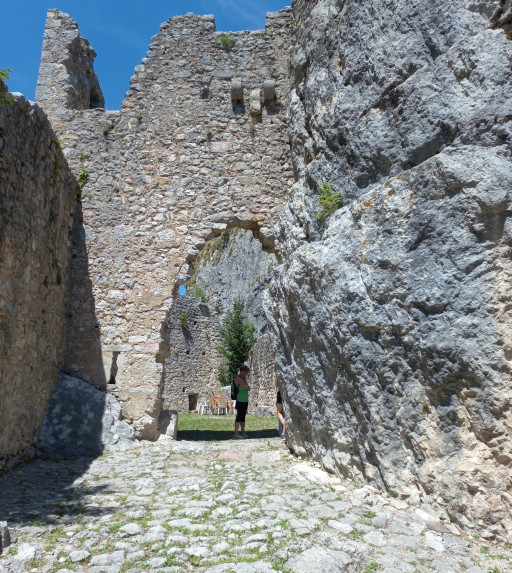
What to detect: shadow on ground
<box><xmin>0</xmin><ymin>456</ymin><xmax>116</xmax><ymax>528</ymax></box>
<box><xmin>177</xmin><ymin>429</ymin><xmax>280</xmax><ymax>441</ymax></box>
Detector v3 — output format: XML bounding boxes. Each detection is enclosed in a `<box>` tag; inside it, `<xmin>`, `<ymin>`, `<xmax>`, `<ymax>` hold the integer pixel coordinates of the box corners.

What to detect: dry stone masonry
<box><xmin>0</xmin><ymin>82</ymin><xmax>77</xmax><ymax>471</ymax></box>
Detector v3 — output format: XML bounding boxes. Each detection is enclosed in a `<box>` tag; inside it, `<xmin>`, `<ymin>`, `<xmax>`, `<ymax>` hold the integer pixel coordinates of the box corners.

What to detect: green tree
<box><xmin>217</xmin><ymin>297</ymin><xmax>257</xmax><ymax>385</ymax></box>
<box><xmin>0</xmin><ymin>69</ymin><xmax>15</xmax><ymax>106</ymax></box>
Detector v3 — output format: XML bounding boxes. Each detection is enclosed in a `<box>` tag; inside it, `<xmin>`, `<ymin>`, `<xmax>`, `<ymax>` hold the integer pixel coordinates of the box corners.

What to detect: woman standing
<box><xmin>233</xmin><ymin>365</ymin><xmax>250</xmax><ymax>439</ymax></box>
<box><xmin>276</xmin><ymin>374</ymin><xmax>286</xmax><ymax>440</ymax></box>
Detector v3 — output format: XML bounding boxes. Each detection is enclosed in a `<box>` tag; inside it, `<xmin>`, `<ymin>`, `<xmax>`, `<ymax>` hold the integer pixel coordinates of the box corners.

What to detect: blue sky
<box><xmin>2</xmin><ymin>0</ymin><xmax>290</xmax><ymax>109</ymax></box>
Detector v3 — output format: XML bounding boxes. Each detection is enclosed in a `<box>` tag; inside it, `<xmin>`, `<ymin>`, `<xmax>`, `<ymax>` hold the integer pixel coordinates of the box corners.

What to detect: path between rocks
<box><xmin>0</xmin><ymin>435</ymin><xmax>510</xmax><ymax>573</ymax></box>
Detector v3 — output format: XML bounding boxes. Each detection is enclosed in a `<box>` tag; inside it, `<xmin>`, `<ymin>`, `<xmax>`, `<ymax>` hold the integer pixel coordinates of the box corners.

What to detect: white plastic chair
<box><xmin>198</xmin><ymin>398</ymin><xmax>209</xmax><ymax>415</ymax></box>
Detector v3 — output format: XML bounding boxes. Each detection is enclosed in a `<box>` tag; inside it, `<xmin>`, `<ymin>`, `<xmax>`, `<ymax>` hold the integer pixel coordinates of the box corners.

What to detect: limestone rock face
<box><xmin>191</xmin><ymin>229</ymin><xmax>278</xmax><ymax>335</ymax></box>
<box><xmin>268</xmin><ymin>0</ymin><xmax>512</xmax><ymax>542</ymax></box>
<box><xmin>37</xmin><ymin>373</ymin><xmax>135</xmax><ymax>458</ymax></box>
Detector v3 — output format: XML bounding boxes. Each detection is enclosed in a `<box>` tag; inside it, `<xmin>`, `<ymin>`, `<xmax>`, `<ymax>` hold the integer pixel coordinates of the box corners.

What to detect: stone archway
<box><xmin>158</xmin><ymin>227</ymin><xmax>279</xmax><ymax>423</ymax></box>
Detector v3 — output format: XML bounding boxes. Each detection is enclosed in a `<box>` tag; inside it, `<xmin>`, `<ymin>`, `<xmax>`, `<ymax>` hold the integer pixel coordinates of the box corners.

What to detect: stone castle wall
<box><xmin>161</xmin><ymin>295</ymin><xmax>222</xmax><ymax>412</ymax></box>
<box><xmin>0</xmin><ymin>86</ymin><xmax>77</xmax><ymax>469</ymax></box>
<box><xmin>1</xmin><ymin>0</ymin><xmax>511</xmax><ymax>545</ymax></box>
<box><xmin>35</xmin><ymin>8</ymin><xmax>294</xmax><ymax>439</ymax></box>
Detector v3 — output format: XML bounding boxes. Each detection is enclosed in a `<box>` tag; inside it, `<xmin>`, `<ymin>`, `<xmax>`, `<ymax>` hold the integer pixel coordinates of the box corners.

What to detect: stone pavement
<box><xmin>0</xmin><ymin>435</ymin><xmax>511</xmax><ymax>573</ymax></box>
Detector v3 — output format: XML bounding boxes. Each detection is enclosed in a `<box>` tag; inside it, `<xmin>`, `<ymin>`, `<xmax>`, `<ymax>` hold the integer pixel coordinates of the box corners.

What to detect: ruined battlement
<box><xmin>36</xmin><ymin>9</ymin><xmax>104</xmax><ymax>113</ymax></box>
<box><xmin>33</xmin><ymin>8</ymin><xmax>294</xmax><ymax>440</ymax></box>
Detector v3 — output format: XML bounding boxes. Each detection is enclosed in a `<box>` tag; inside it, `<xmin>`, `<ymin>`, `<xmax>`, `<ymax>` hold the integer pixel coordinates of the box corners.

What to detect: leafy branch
<box><xmin>0</xmin><ymin>69</ymin><xmax>15</xmax><ymax>106</ymax></box>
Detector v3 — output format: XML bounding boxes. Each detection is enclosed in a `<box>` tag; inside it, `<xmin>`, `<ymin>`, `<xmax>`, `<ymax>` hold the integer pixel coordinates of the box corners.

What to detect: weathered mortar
<box><xmin>0</xmin><ymin>86</ymin><xmax>77</xmax><ymax>469</ymax></box>
<box><xmin>36</xmin><ymin>8</ymin><xmax>294</xmax><ymax>439</ymax></box>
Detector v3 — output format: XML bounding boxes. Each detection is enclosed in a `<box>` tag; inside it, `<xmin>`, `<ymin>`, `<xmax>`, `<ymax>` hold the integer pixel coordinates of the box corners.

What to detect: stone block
<box><xmin>37</xmin><ymin>373</ymin><xmax>135</xmax><ymax>459</ymax></box>
<box><xmin>231</xmin><ymin>78</ymin><xmax>243</xmax><ymax>101</ymax></box>
<box><xmin>158</xmin><ymin>409</ymin><xmax>178</xmax><ymax>439</ymax></box>
<box><xmin>250</xmin><ymin>89</ymin><xmax>261</xmax><ymax>115</ymax></box>
<box><xmin>0</xmin><ymin>521</ymin><xmax>11</xmax><ymax>554</ymax></box>
<box><xmin>263</xmin><ymin>79</ymin><xmax>276</xmax><ymax>101</ymax></box>
<box><xmin>254</xmin><ymin>405</ymin><xmax>274</xmax><ymax>417</ymax></box>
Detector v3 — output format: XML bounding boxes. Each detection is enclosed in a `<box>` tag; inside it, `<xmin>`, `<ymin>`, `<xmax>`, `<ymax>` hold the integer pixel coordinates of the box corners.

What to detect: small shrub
<box><xmin>249</xmin><ymin>116</ymin><xmax>257</xmax><ymax>135</ymax></box>
<box><xmin>216</xmin><ymin>33</ymin><xmax>236</xmax><ymax>50</ymax></box>
<box><xmin>422</xmin><ymin>402</ymin><xmax>431</xmax><ymax>414</ymax></box>
<box><xmin>180</xmin><ymin>311</ymin><xmax>190</xmax><ymax>330</ymax></box>
<box><xmin>316</xmin><ymin>181</ymin><xmax>343</xmax><ymax>221</ymax></box>
<box><xmin>188</xmin><ymin>281</ymin><xmax>208</xmax><ymax>302</ymax></box>
<box><xmin>76</xmin><ymin>167</ymin><xmax>88</xmax><ymax>196</ymax></box>
<box><xmin>102</xmin><ymin>123</ymin><xmax>114</xmax><ymax>136</ymax></box>
<box><xmin>206</xmin><ymin>129</ymin><xmax>213</xmax><ymax>141</ymax></box>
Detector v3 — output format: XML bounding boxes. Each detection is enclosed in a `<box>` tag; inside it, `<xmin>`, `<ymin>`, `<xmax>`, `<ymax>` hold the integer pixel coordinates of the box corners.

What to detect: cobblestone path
<box><xmin>0</xmin><ymin>435</ymin><xmax>511</xmax><ymax>573</ymax></box>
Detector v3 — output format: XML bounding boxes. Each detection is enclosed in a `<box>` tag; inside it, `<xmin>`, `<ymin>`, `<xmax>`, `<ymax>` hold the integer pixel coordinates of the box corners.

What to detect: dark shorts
<box><xmin>276</xmin><ymin>390</ymin><xmax>282</xmax><ymax>405</ymax></box>
<box><xmin>235</xmin><ymin>401</ymin><xmax>248</xmax><ymax>423</ymax></box>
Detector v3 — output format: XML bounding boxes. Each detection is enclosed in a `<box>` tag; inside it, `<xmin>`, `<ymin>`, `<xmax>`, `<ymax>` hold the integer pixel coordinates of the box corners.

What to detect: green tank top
<box><xmin>236</xmin><ymin>381</ymin><xmax>249</xmax><ymax>403</ymax></box>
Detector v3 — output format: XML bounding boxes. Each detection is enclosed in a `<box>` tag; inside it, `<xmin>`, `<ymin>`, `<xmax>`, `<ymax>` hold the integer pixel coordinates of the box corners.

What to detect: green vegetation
<box><xmin>76</xmin><ymin>167</ymin><xmax>88</xmax><ymax>196</ymax></box>
<box><xmin>217</xmin><ymin>297</ymin><xmax>257</xmax><ymax>386</ymax></box>
<box><xmin>178</xmin><ymin>413</ymin><xmax>279</xmax><ymax>441</ymax></box>
<box><xmin>364</xmin><ymin>564</ymin><xmax>379</xmax><ymax>573</ymax></box>
<box><xmin>188</xmin><ymin>281</ymin><xmax>209</xmax><ymax>303</ymax></box>
<box><xmin>0</xmin><ymin>69</ymin><xmax>15</xmax><ymax>105</ymax></box>
<box><xmin>180</xmin><ymin>310</ymin><xmax>190</xmax><ymax>330</ymax></box>
<box><xmin>216</xmin><ymin>33</ymin><xmax>236</xmax><ymax>50</ymax></box>
<box><xmin>316</xmin><ymin>180</ymin><xmax>343</xmax><ymax>221</ymax></box>
<box><xmin>102</xmin><ymin>122</ymin><xmax>114</xmax><ymax>136</ymax></box>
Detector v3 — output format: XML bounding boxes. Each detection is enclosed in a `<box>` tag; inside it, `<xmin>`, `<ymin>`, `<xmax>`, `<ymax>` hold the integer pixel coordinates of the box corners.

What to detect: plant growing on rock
<box><xmin>217</xmin><ymin>297</ymin><xmax>257</xmax><ymax>386</ymax></box>
<box><xmin>216</xmin><ymin>33</ymin><xmax>236</xmax><ymax>51</ymax></box>
<box><xmin>180</xmin><ymin>311</ymin><xmax>190</xmax><ymax>330</ymax></box>
<box><xmin>76</xmin><ymin>167</ymin><xmax>88</xmax><ymax>196</ymax></box>
<box><xmin>316</xmin><ymin>180</ymin><xmax>343</xmax><ymax>221</ymax></box>
<box><xmin>188</xmin><ymin>281</ymin><xmax>209</xmax><ymax>303</ymax></box>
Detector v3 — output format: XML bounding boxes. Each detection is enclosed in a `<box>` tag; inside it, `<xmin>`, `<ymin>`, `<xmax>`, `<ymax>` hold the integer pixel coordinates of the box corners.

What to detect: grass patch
<box><xmin>177</xmin><ymin>413</ymin><xmax>279</xmax><ymax>441</ymax></box>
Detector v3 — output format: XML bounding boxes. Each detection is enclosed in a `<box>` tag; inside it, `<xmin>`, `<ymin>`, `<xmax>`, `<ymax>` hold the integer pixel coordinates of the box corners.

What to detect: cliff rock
<box><xmin>268</xmin><ymin>0</ymin><xmax>512</xmax><ymax>542</ymax></box>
